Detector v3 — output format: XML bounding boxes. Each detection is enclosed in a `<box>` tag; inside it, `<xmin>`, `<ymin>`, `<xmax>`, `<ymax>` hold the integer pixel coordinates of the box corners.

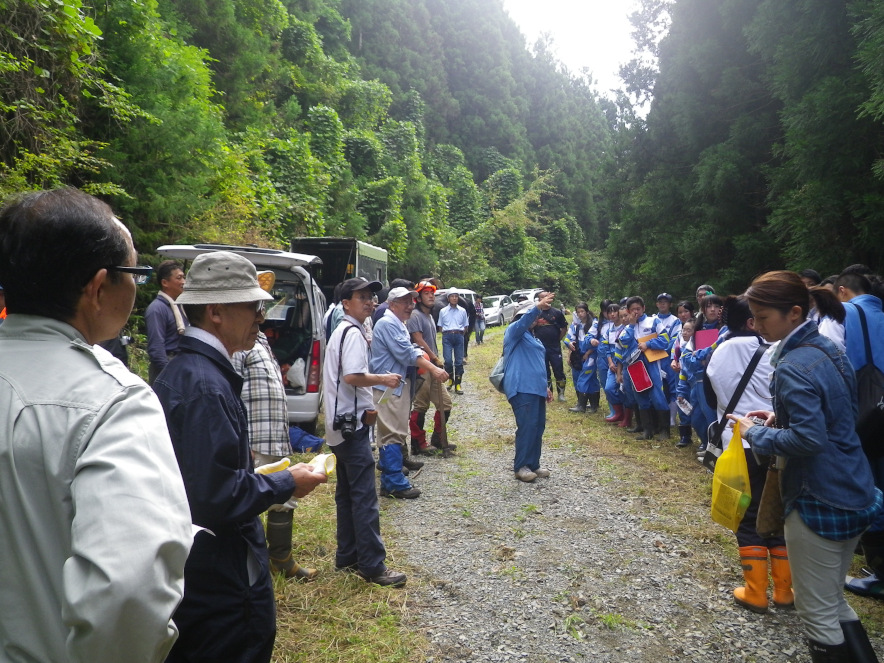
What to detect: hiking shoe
<box><xmin>358</xmin><ymin>568</ymin><xmax>407</xmax><ymax>588</ymax></box>
<box><xmin>557</xmin><ymin>391</ymin><xmax>566</xmax><ymax>402</ymax></box>
<box><xmin>515</xmin><ymin>466</ymin><xmax>537</xmax><ymax>482</ymax></box>
<box><xmin>402</xmin><ymin>457</ymin><xmax>424</xmax><ymax>471</ymax></box>
<box><xmin>380</xmin><ymin>486</ymin><xmax>421</xmax><ymax>499</ymax></box>
<box><xmin>534</xmin><ymin>468</ymin><xmax>551</xmax><ymax>478</ymax></box>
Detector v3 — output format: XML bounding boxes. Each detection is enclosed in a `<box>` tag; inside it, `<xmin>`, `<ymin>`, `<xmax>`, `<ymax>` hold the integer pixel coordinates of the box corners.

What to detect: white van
<box><xmin>157</xmin><ymin>244</ymin><xmax>327</xmax><ymax>432</ymax></box>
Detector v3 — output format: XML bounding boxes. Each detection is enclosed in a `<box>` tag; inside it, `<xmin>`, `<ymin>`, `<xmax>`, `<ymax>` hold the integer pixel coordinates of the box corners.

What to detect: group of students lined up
<box><xmin>561</xmin><ymin>264</ymin><xmax>884</xmax><ymax>661</ymax></box>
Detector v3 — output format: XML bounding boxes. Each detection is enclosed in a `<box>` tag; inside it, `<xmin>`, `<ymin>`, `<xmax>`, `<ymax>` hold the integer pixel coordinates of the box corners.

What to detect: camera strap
<box><xmin>333</xmin><ymin>324</ymin><xmax>359</xmax><ymax>422</ymax></box>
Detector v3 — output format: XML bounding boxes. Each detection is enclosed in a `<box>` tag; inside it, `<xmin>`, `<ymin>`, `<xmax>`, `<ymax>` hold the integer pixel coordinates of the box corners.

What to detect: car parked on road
<box><xmin>483</xmin><ymin>294</ymin><xmax>517</xmax><ymax>326</ymax></box>
<box><xmin>510</xmin><ymin>288</ymin><xmax>544</xmax><ymax>303</ymax></box>
<box><xmin>157</xmin><ymin>243</ymin><xmax>327</xmax><ymax>433</ymax></box>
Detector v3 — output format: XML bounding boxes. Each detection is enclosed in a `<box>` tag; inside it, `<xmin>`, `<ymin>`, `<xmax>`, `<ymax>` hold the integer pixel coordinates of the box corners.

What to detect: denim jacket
<box><xmin>746</xmin><ymin>321</ymin><xmax>877</xmax><ymax>513</ymax></box>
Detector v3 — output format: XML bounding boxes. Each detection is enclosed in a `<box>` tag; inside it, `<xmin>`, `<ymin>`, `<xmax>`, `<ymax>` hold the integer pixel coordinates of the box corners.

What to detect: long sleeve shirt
<box><xmin>502</xmin><ymin>305</ymin><xmax>548</xmax><ymax>400</ymax></box>
<box><xmin>370</xmin><ymin>309</ymin><xmax>422</xmax><ymax>397</ymax></box>
<box><xmin>0</xmin><ymin>315</ymin><xmax>192</xmax><ymax>663</ymax></box>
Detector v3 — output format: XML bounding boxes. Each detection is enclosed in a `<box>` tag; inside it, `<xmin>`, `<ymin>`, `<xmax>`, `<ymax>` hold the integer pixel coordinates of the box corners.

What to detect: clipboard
<box><xmin>626</xmin><ymin>360</ymin><xmax>653</xmax><ymax>392</ymax></box>
<box><xmin>637</xmin><ymin>333</ymin><xmax>668</xmax><ymax>363</ymax></box>
<box><xmin>694</xmin><ymin>328</ymin><xmax>719</xmax><ymax>350</ymax></box>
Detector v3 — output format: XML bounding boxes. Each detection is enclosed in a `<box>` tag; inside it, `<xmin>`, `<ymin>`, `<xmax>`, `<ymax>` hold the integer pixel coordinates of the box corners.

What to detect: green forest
<box><xmin>2</xmin><ymin>0</ymin><xmax>884</xmax><ymax>302</ymax></box>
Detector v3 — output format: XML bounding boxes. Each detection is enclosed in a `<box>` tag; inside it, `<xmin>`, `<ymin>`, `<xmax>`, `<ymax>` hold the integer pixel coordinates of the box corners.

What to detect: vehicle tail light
<box><xmin>306</xmin><ymin>340</ymin><xmax>321</xmax><ymax>393</ymax></box>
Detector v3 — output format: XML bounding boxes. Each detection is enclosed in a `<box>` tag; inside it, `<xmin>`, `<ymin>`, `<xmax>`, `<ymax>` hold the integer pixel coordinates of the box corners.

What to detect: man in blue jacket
<box><xmin>145</xmin><ymin>260</ymin><xmax>188</xmax><ymax>384</ymax></box>
<box><xmin>503</xmin><ymin>291</ymin><xmax>556</xmax><ymax>482</ymax></box>
<box><xmin>155</xmin><ymin>251</ymin><xmax>327</xmax><ymax>663</ymax></box>
<box><xmin>837</xmin><ymin>269</ymin><xmax>884</xmax><ymax>601</ymax></box>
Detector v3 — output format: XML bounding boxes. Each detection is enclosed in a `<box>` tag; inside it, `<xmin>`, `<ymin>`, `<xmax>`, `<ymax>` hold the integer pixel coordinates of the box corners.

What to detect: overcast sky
<box><xmin>501</xmin><ymin>0</ymin><xmax>640</xmax><ymax>94</ymax></box>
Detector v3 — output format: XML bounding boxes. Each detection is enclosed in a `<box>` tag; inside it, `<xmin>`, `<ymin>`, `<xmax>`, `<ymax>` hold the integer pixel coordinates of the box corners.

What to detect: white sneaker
<box><xmin>534</xmin><ymin>468</ymin><xmax>551</xmax><ymax>478</ymax></box>
<box><xmin>515</xmin><ymin>466</ymin><xmax>537</xmax><ymax>482</ymax></box>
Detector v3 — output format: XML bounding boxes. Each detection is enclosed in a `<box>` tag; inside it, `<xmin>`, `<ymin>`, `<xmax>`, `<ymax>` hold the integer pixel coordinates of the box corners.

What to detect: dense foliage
<box><xmin>1</xmin><ymin>0</ymin><xmax>882</xmax><ymax>303</ymax></box>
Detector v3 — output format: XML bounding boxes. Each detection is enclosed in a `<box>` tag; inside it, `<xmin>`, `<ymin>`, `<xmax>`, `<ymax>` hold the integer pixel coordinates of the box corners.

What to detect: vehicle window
<box><xmin>485</xmin><ymin>296</ymin><xmax>503</xmax><ymax>307</ymax></box>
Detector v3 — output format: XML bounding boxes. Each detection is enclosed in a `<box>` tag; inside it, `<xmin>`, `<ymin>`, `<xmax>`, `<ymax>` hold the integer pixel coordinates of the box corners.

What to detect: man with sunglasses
<box><xmin>0</xmin><ymin>188</ymin><xmax>192</xmax><ymax>662</ymax></box>
<box><xmin>153</xmin><ymin>251</ymin><xmax>327</xmax><ymax>663</ymax></box>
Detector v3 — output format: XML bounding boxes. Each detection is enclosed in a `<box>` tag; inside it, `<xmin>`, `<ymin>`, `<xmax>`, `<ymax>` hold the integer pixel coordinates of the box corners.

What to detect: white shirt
<box><xmin>706</xmin><ymin>335</ymin><xmax>773</xmax><ymax>449</ymax></box>
<box><xmin>323</xmin><ymin>315</ymin><xmax>374</xmax><ymax>446</ymax></box>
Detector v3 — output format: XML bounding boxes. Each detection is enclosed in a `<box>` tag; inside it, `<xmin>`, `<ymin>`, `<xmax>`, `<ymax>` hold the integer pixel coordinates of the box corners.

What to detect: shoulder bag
<box><xmin>702</xmin><ymin>342</ymin><xmax>769</xmax><ymax>472</ymax></box>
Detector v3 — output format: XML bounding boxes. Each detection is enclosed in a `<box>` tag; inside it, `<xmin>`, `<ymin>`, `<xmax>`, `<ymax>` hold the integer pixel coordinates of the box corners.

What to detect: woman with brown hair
<box><xmin>730</xmin><ymin>270</ymin><xmax>881</xmax><ymax>662</ymax></box>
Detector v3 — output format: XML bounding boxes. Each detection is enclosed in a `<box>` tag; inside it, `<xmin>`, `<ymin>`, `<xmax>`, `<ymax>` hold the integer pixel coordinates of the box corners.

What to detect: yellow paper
<box><xmin>637</xmin><ymin>333</ymin><xmax>668</xmax><ymax>363</ymax></box>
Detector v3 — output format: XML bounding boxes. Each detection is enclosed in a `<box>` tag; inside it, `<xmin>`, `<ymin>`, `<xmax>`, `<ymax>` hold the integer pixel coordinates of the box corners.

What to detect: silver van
<box><xmin>157</xmin><ymin>244</ymin><xmax>327</xmax><ymax>432</ymax></box>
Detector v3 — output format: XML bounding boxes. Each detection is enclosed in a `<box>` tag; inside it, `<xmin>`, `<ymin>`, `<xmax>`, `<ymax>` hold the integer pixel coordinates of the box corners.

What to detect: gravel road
<box><xmin>382</xmin><ymin>359</ymin><xmax>884</xmax><ymax>662</ymax></box>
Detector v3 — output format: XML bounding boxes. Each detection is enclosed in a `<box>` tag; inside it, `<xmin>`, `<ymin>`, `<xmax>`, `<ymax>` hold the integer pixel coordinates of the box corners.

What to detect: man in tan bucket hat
<box><xmin>154</xmin><ymin>251</ymin><xmax>327</xmax><ymax>663</ymax></box>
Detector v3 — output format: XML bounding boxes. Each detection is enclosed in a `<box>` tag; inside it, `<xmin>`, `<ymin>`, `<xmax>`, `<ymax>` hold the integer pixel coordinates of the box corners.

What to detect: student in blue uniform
<box><xmin>616</xmin><ymin>296</ymin><xmax>672</xmax><ymax>440</ymax></box>
<box><xmin>565</xmin><ymin>302</ymin><xmax>600</xmax><ymax>413</ymax></box>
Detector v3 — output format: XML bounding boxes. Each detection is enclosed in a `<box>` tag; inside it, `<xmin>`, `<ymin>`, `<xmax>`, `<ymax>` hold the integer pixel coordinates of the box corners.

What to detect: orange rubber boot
<box><xmin>769</xmin><ymin>546</ymin><xmax>795</xmax><ymax>608</ymax></box>
<box><xmin>734</xmin><ymin>545</ymin><xmax>769</xmax><ymax>613</ymax></box>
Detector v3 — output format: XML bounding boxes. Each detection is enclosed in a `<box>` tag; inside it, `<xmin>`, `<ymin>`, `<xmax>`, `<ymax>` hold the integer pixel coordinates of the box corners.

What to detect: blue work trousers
<box><xmin>442</xmin><ymin>332</ymin><xmax>464</xmax><ymax>379</ymax></box>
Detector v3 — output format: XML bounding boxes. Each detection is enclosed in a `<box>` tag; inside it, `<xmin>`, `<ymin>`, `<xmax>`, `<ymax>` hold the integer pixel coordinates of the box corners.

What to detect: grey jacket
<box><xmin>0</xmin><ymin>315</ymin><xmax>192</xmax><ymax>662</ymax></box>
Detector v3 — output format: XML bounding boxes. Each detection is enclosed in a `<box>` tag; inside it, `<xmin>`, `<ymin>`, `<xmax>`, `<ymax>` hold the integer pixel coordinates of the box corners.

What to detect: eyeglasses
<box><xmin>106</xmin><ymin>265</ymin><xmax>153</xmax><ymax>285</ymax></box>
<box><xmin>255</xmin><ymin>300</ymin><xmax>266</xmax><ymax>315</ymax></box>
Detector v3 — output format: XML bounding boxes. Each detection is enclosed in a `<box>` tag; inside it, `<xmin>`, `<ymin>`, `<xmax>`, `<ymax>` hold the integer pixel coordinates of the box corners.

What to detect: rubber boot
<box><xmin>605</xmin><ymin>403</ymin><xmax>624</xmax><ymax>423</ymax></box>
<box><xmin>454</xmin><ymin>376</ymin><xmax>464</xmax><ymax>395</ymax></box>
<box><xmin>409</xmin><ymin>411</ymin><xmax>431</xmax><ymax>456</ymax></box>
<box><xmin>808</xmin><ymin>639</ymin><xmax>850</xmax><ymax>662</ymax></box>
<box><xmin>676</xmin><ymin>424</ymin><xmax>692</xmax><ymax>448</ymax></box>
<box><xmin>841</xmin><ymin>620</ymin><xmax>880</xmax><ymax>663</ymax></box>
<box><xmin>605</xmin><ymin>399</ymin><xmax>616</xmax><ymax>419</ymax></box>
<box><xmin>638</xmin><ymin>409</ymin><xmax>655</xmax><ymax>440</ymax></box>
<box><xmin>733</xmin><ymin>546</ymin><xmax>769</xmax><ymax>613</ymax></box>
<box><xmin>769</xmin><ymin>546</ymin><xmax>794</xmax><ymax>608</ymax></box>
<box><xmin>569</xmin><ymin>392</ymin><xmax>588</xmax><ymax>413</ymax></box>
<box><xmin>556</xmin><ymin>379</ymin><xmax>567</xmax><ymax>402</ymax></box>
<box><xmin>400</xmin><ymin>442</ymin><xmax>424</xmax><ymax>471</ymax></box>
<box><xmin>430</xmin><ymin>410</ymin><xmax>456</xmax><ymax>451</ymax></box>
<box><xmin>587</xmin><ymin>392</ymin><xmax>600</xmax><ymax>414</ymax></box>
<box><xmin>267</xmin><ymin>510</ymin><xmax>317</xmax><ymax>581</ymax></box>
<box><xmin>654</xmin><ymin>410</ymin><xmax>671</xmax><ymax>441</ymax></box>
<box><xmin>618</xmin><ymin>407</ymin><xmax>634</xmax><ymax>429</ymax></box>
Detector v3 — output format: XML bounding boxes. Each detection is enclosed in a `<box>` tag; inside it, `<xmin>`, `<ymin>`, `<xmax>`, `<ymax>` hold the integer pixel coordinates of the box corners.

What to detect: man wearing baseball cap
<box><xmin>324</xmin><ymin>278</ymin><xmax>409</xmax><ymax>586</ymax></box>
<box><xmin>371</xmin><ymin>286</ymin><xmax>448</xmax><ymax>498</ymax></box>
<box><xmin>154</xmin><ymin>251</ymin><xmax>327</xmax><ymax>663</ymax></box>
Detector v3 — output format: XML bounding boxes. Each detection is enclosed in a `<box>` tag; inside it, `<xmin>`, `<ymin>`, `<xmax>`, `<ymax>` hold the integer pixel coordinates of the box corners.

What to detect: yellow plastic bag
<box><xmin>710</xmin><ymin>421</ymin><xmax>751</xmax><ymax>532</ymax></box>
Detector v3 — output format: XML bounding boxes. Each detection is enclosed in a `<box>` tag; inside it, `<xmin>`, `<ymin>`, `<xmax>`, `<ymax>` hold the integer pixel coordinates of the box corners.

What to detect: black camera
<box><xmin>333</xmin><ymin>412</ymin><xmax>358</xmax><ymax>441</ymax></box>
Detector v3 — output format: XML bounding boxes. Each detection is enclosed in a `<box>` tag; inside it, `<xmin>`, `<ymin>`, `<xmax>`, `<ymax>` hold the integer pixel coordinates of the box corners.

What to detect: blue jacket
<box><xmin>145</xmin><ymin>295</ymin><xmax>185</xmax><ymax>369</ymax></box>
<box><xmin>154</xmin><ymin>335</ymin><xmax>296</xmax><ymax>658</ymax></box>
<box><xmin>746</xmin><ymin>321</ymin><xmax>877</xmax><ymax>513</ymax></box>
<box><xmin>503</xmin><ymin>305</ymin><xmax>548</xmax><ymax>400</ymax></box>
<box><xmin>843</xmin><ymin>294</ymin><xmax>884</xmax><ymax>373</ymax></box>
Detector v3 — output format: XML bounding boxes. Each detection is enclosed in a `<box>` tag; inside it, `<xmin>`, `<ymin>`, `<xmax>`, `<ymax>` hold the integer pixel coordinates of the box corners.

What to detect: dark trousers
<box><xmin>736</xmin><ymin>447</ymin><xmax>786</xmax><ymax>548</ymax></box>
<box><xmin>331</xmin><ymin>425</ymin><xmax>386</xmax><ymax>576</ymax></box>
<box><xmin>543</xmin><ymin>347</ymin><xmax>565</xmax><ymax>389</ymax></box>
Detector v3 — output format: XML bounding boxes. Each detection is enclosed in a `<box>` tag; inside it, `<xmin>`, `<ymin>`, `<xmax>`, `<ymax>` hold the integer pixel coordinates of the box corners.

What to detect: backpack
<box><xmin>855</xmin><ymin>307</ymin><xmax>884</xmax><ymax>457</ymax></box>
